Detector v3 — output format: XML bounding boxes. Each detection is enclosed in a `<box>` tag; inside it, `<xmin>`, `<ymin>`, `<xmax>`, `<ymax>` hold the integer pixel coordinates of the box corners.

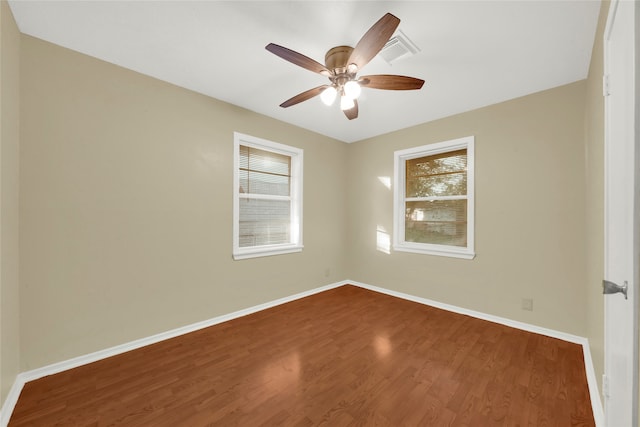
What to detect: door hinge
<box><xmin>603</xmin><ymin>374</ymin><xmax>610</xmax><ymax>398</ymax></box>
<box><xmin>603</xmin><ymin>74</ymin><xmax>610</xmax><ymax>97</ymax></box>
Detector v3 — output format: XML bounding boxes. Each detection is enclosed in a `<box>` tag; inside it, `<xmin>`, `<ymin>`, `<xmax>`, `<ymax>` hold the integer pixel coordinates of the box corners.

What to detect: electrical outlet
<box><xmin>521</xmin><ymin>298</ymin><xmax>533</xmax><ymax>311</ymax></box>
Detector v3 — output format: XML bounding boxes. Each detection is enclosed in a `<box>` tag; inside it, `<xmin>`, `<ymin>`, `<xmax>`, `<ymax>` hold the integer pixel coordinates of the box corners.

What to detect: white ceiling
<box><xmin>8</xmin><ymin>1</ymin><xmax>601</xmax><ymax>143</ymax></box>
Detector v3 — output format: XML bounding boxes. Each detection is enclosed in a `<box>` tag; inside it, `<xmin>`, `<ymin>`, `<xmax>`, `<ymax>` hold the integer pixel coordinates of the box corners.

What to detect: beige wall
<box><xmin>19</xmin><ymin>35</ymin><xmax>348</xmax><ymax>370</ymax></box>
<box><xmin>584</xmin><ymin>0</ymin><xmax>610</xmax><ymax>396</ymax></box>
<box><xmin>346</xmin><ymin>81</ymin><xmax>588</xmax><ymax>336</ymax></box>
<box><xmin>0</xmin><ymin>0</ymin><xmax>21</xmax><ymax>406</ymax></box>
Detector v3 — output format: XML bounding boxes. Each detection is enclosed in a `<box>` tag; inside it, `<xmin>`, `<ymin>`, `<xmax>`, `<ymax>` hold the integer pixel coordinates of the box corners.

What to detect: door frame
<box><xmin>603</xmin><ymin>0</ymin><xmax>639</xmax><ymax>425</ymax></box>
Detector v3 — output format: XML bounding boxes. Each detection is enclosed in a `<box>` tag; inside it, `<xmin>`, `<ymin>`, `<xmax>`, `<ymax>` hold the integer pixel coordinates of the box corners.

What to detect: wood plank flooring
<box><xmin>9</xmin><ymin>285</ymin><xmax>595</xmax><ymax>426</ymax></box>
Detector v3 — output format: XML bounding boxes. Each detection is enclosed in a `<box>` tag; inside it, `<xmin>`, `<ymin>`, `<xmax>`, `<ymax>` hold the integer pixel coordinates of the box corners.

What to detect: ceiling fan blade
<box><xmin>266</xmin><ymin>43</ymin><xmax>332</xmax><ymax>77</ymax></box>
<box><xmin>348</xmin><ymin>13</ymin><xmax>400</xmax><ymax>70</ymax></box>
<box><xmin>359</xmin><ymin>74</ymin><xmax>425</xmax><ymax>90</ymax></box>
<box><xmin>280</xmin><ymin>85</ymin><xmax>329</xmax><ymax>108</ymax></box>
<box><xmin>344</xmin><ymin>100</ymin><xmax>358</xmax><ymax>120</ymax></box>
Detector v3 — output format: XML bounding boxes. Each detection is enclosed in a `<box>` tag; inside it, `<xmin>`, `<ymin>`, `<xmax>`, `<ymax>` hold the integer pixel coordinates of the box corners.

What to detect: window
<box><xmin>393</xmin><ymin>136</ymin><xmax>475</xmax><ymax>259</ymax></box>
<box><xmin>233</xmin><ymin>133</ymin><xmax>303</xmax><ymax>260</ymax></box>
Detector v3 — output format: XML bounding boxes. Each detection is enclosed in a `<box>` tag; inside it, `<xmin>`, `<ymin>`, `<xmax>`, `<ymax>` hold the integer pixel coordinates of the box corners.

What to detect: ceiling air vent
<box><xmin>378</xmin><ymin>29</ymin><xmax>419</xmax><ymax>65</ymax></box>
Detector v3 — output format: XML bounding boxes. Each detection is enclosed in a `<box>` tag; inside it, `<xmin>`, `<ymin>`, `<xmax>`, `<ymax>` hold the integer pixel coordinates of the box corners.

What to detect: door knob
<box><xmin>602</xmin><ymin>280</ymin><xmax>628</xmax><ymax>299</ymax></box>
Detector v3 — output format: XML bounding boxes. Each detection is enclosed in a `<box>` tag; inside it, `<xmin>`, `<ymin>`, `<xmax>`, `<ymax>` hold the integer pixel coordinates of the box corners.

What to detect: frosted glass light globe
<box><xmin>320</xmin><ymin>86</ymin><xmax>337</xmax><ymax>106</ymax></box>
<box><xmin>340</xmin><ymin>95</ymin><xmax>355</xmax><ymax>111</ymax></box>
<box><xmin>344</xmin><ymin>80</ymin><xmax>362</xmax><ymax>99</ymax></box>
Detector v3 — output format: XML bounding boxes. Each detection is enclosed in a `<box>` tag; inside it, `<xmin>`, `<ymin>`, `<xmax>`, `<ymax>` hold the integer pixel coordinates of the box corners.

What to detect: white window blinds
<box><xmin>233</xmin><ymin>133</ymin><xmax>303</xmax><ymax>260</ymax></box>
<box><xmin>238</xmin><ymin>146</ymin><xmax>292</xmax><ymax>247</ymax></box>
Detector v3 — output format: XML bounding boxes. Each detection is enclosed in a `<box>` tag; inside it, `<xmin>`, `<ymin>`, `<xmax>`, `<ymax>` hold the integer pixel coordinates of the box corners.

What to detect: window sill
<box><xmin>393</xmin><ymin>244</ymin><xmax>475</xmax><ymax>260</ymax></box>
<box><xmin>233</xmin><ymin>244</ymin><xmax>303</xmax><ymax>260</ymax></box>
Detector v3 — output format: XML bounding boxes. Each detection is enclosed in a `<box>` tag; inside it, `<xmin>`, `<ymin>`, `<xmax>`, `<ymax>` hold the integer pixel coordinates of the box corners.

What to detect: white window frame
<box><xmin>393</xmin><ymin>136</ymin><xmax>475</xmax><ymax>259</ymax></box>
<box><xmin>233</xmin><ymin>132</ymin><xmax>303</xmax><ymax>260</ymax></box>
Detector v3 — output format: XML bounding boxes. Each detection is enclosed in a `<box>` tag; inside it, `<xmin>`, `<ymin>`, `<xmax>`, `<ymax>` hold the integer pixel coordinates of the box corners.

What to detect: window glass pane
<box><xmin>239</xmin><ymin>169</ymin><xmax>248</xmax><ymax>194</ymax></box>
<box><xmin>407</xmin><ymin>172</ymin><xmax>467</xmax><ymax>197</ymax></box>
<box><xmin>239</xmin><ymin>198</ymin><xmax>291</xmax><ymax>247</ymax></box>
<box><xmin>405</xmin><ymin>199</ymin><xmax>467</xmax><ymax>247</ymax></box>
<box><xmin>239</xmin><ymin>170</ymin><xmax>289</xmax><ymax>196</ymax></box>
<box><xmin>248</xmin><ymin>171</ymin><xmax>290</xmax><ymax>196</ymax></box>
<box><xmin>239</xmin><ymin>145</ymin><xmax>249</xmax><ymax>169</ymax></box>
<box><xmin>240</xmin><ymin>145</ymin><xmax>290</xmax><ymax>175</ymax></box>
<box><xmin>248</xmin><ymin>148</ymin><xmax>290</xmax><ymax>176</ymax></box>
<box><xmin>406</xmin><ymin>149</ymin><xmax>467</xmax><ymax>197</ymax></box>
<box><xmin>240</xmin><ymin>145</ymin><xmax>291</xmax><ymax>196</ymax></box>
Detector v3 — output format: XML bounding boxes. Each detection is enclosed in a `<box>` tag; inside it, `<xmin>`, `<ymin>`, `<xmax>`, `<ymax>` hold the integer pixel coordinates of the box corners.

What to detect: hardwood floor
<box><xmin>10</xmin><ymin>285</ymin><xmax>594</xmax><ymax>426</ymax></box>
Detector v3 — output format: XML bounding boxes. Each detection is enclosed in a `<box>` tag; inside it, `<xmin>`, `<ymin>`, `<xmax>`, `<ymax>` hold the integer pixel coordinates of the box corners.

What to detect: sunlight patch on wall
<box><xmin>376</xmin><ymin>225</ymin><xmax>391</xmax><ymax>254</ymax></box>
<box><xmin>378</xmin><ymin>176</ymin><xmax>391</xmax><ymax>190</ymax></box>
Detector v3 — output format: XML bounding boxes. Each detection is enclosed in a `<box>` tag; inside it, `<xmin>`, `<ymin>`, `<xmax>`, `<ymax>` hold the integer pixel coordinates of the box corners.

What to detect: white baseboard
<box><xmin>0</xmin><ymin>279</ymin><xmax>603</xmax><ymax>427</ymax></box>
<box><xmin>581</xmin><ymin>340</ymin><xmax>605</xmax><ymax>426</ymax></box>
<box><xmin>0</xmin><ymin>374</ymin><xmax>25</xmax><ymax>427</ymax></box>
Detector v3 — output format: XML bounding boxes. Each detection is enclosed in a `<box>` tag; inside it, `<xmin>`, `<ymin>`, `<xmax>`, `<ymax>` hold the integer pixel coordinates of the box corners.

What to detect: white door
<box><xmin>603</xmin><ymin>1</ymin><xmax>638</xmax><ymax>426</ymax></box>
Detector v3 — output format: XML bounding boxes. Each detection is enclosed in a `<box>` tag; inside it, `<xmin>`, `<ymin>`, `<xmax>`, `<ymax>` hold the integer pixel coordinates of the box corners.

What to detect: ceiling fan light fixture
<box><xmin>340</xmin><ymin>95</ymin><xmax>355</xmax><ymax>111</ymax></box>
<box><xmin>266</xmin><ymin>13</ymin><xmax>423</xmax><ymax>120</ymax></box>
<box><xmin>320</xmin><ymin>86</ymin><xmax>338</xmax><ymax>106</ymax></box>
<box><xmin>344</xmin><ymin>80</ymin><xmax>362</xmax><ymax>100</ymax></box>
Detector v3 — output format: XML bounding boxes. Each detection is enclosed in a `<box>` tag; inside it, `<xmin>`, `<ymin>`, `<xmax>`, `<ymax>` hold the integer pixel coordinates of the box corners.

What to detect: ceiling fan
<box><xmin>266</xmin><ymin>13</ymin><xmax>425</xmax><ymax>120</ymax></box>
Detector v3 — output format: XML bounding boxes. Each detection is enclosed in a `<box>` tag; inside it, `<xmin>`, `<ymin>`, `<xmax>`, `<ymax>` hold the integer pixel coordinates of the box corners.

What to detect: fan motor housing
<box><xmin>325</xmin><ymin>46</ymin><xmax>354</xmax><ymax>72</ymax></box>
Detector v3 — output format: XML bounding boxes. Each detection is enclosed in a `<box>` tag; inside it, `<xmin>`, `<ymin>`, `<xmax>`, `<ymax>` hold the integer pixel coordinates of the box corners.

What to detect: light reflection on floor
<box><xmin>374</xmin><ymin>334</ymin><xmax>391</xmax><ymax>358</ymax></box>
<box><xmin>261</xmin><ymin>351</ymin><xmax>301</xmax><ymax>392</ymax></box>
